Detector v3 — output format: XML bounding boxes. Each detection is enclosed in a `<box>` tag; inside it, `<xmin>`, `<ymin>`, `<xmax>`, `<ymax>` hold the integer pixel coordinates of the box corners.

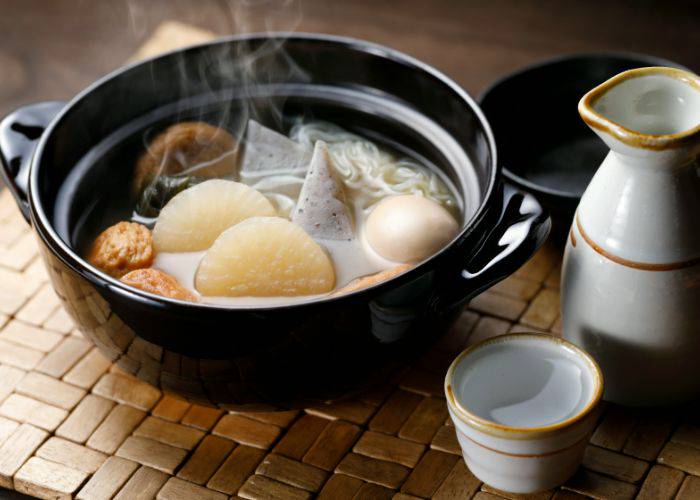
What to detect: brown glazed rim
<box><xmin>576</xmin><ymin>214</ymin><xmax>700</xmax><ymax>271</ymax></box>
<box><xmin>578</xmin><ymin>67</ymin><xmax>700</xmax><ymax>151</ymax></box>
<box><xmin>444</xmin><ymin>333</ymin><xmax>604</xmax><ymax>440</ymax></box>
<box><xmin>459</xmin><ymin>426</ymin><xmax>591</xmax><ymax>458</ymax></box>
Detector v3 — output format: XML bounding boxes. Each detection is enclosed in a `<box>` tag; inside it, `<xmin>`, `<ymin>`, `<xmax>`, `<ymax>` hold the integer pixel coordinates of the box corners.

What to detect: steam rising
<box><xmin>127</xmin><ymin>1</ymin><xmax>455</xmax><ymax>224</ymax></box>
<box><xmin>129</xmin><ymin>0</ymin><xmax>309</xmax><ymax>220</ymax></box>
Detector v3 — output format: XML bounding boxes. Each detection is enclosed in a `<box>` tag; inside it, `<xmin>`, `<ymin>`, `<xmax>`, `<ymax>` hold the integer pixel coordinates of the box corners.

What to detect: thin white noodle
<box><xmin>289</xmin><ymin>121</ymin><xmax>455</xmax><ymax>210</ymax></box>
<box><xmin>235</xmin><ymin>120</ymin><xmax>456</xmax><ymax>219</ymax></box>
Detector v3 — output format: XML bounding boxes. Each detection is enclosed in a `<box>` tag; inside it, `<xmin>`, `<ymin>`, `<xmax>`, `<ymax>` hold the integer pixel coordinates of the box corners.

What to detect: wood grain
<box><xmin>335</xmin><ymin>452</ymin><xmax>411</xmax><ymax>489</ymax></box>
<box><xmin>238</xmin><ymin>474</ymin><xmax>311</xmax><ymax>500</ymax></box>
<box><xmin>354</xmin><ymin>430</ymin><xmax>426</xmax><ymax>468</ymax></box>
<box><xmin>14</xmin><ymin>457</ymin><xmax>87</xmax><ymax>500</ymax></box>
<box><xmin>0</xmin><ymin>424</ymin><xmax>48</xmax><ymax>488</ymax></box>
<box><xmin>55</xmin><ymin>395</ymin><xmax>115</xmax><ymax>444</ymax></box>
<box><xmin>115</xmin><ymin>436</ymin><xmax>188</xmax><ymax>474</ymax></box>
<box><xmin>157</xmin><ymin>477</ymin><xmax>226</xmax><ymax>500</ymax></box>
<box><xmin>180</xmin><ymin>404</ymin><xmax>223</xmax><ymax>431</ymax></box>
<box><xmin>86</xmin><ymin>404</ymin><xmax>147</xmax><ymax>454</ymax></box>
<box><xmin>151</xmin><ymin>396</ymin><xmax>190</xmax><ymax>422</ymax></box>
<box><xmin>92</xmin><ymin>373</ymin><xmax>161</xmax><ymax>411</ymax></box>
<box><xmin>15</xmin><ymin>372</ymin><xmax>85</xmax><ymax>410</ymax></box>
<box><xmin>256</xmin><ymin>453</ymin><xmax>327</xmax><ymax>492</ymax></box>
<box><xmin>133</xmin><ymin>416</ymin><xmax>205</xmax><ymax>450</ymax></box>
<box><xmin>0</xmin><ymin>395</ymin><xmax>66</xmax><ymax>432</ymax></box>
<box><xmin>35</xmin><ymin>437</ymin><xmax>107</xmax><ymax>474</ymax></box>
<box><xmin>212</xmin><ymin>414</ymin><xmax>281</xmax><ymax>450</ymax></box>
<box><xmin>176</xmin><ymin>435</ymin><xmax>235</xmax><ymax>485</ymax></box>
<box><xmin>303</xmin><ymin>420</ymin><xmax>361</xmax><ymax>471</ymax></box>
<box><xmin>206</xmin><ymin>445</ymin><xmax>265</xmax><ymax>495</ymax></box>
<box><xmin>115</xmin><ymin>466</ymin><xmax>168</xmax><ymax>500</ymax></box>
<box><xmin>76</xmin><ymin>456</ymin><xmax>138</xmax><ymax>500</ymax></box>
<box><xmin>273</xmin><ymin>414</ymin><xmax>328</xmax><ymax>460</ymax></box>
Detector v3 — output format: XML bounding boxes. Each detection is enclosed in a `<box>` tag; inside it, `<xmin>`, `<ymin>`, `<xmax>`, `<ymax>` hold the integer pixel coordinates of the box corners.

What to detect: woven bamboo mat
<box><xmin>1</xmin><ymin>23</ymin><xmax>700</xmax><ymax>500</ymax></box>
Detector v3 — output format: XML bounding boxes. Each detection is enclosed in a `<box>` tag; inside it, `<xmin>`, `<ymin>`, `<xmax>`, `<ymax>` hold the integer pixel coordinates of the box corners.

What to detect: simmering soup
<box><xmin>85</xmin><ymin>118</ymin><xmax>462</xmax><ymax>305</ymax></box>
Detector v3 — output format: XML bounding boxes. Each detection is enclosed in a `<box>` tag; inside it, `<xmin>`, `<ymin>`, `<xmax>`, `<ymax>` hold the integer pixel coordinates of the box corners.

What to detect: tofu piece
<box><xmin>241</xmin><ymin>120</ymin><xmax>311</xmax><ymax>173</ymax></box>
<box><xmin>292</xmin><ymin>141</ymin><xmax>354</xmax><ymax>241</ymax></box>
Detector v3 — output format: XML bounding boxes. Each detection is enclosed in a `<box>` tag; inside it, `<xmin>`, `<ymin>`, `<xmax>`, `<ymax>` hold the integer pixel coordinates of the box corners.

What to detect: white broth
<box><xmin>118</xmin><ymin>119</ymin><xmax>464</xmax><ymax>305</ymax></box>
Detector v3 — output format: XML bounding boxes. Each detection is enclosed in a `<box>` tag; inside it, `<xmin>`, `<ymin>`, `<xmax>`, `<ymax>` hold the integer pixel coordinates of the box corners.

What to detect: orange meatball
<box><xmin>88</xmin><ymin>222</ymin><xmax>154</xmax><ymax>278</ymax></box>
<box><xmin>120</xmin><ymin>268</ymin><xmax>197</xmax><ymax>302</ymax></box>
<box><xmin>335</xmin><ymin>264</ymin><xmax>412</xmax><ymax>295</ymax></box>
<box><xmin>133</xmin><ymin>121</ymin><xmax>239</xmax><ymax>193</ymax></box>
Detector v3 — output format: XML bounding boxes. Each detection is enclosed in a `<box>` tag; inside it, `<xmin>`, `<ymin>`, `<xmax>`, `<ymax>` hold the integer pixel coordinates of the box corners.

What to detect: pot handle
<box><xmin>0</xmin><ymin>101</ymin><xmax>66</xmax><ymax>224</ymax></box>
<box><xmin>440</xmin><ymin>184</ymin><xmax>551</xmax><ymax>309</ymax></box>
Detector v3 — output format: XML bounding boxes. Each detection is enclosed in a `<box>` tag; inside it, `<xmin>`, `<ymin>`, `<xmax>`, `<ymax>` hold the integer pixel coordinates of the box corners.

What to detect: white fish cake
<box><xmin>152</xmin><ymin>179</ymin><xmax>276</xmax><ymax>252</ymax></box>
<box><xmin>195</xmin><ymin>216</ymin><xmax>335</xmax><ymax>297</ymax></box>
<box><xmin>241</xmin><ymin>120</ymin><xmax>311</xmax><ymax>173</ymax></box>
<box><xmin>292</xmin><ymin>141</ymin><xmax>354</xmax><ymax>240</ymax></box>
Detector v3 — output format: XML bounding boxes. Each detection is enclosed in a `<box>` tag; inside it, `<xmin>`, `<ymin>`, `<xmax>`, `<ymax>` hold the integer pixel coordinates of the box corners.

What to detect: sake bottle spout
<box><xmin>578</xmin><ymin>67</ymin><xmax>700</xmax><ymax>164</ymax></box>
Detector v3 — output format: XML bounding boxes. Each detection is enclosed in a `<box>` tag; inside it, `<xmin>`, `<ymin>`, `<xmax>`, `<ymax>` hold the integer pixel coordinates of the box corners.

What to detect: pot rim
<box><xmin>27</xmin><ymin>32</ymin><xmax>499</xmax><ymax>311</ymax></box>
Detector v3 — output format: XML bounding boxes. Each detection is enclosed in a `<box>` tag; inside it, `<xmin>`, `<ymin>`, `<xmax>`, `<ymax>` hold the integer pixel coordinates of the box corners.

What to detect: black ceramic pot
<box><xmin>0</xmin><ymin>34</ymin><xmax>550</xmax><ymax>410</ymax></box>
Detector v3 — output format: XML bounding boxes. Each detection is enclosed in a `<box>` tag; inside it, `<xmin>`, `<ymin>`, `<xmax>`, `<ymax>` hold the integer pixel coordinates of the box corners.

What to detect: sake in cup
<box><xmin>445</xmin><ymin>333</ymin><xmax>603</xmax><ymax>494</ymax></box>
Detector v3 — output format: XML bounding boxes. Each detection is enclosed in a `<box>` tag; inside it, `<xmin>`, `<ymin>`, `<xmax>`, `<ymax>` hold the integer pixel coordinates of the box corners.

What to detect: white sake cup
<box><xmin>445</xmin><ymin>333</ymin><xmax>603</xmax><ymax>494</ymax></box>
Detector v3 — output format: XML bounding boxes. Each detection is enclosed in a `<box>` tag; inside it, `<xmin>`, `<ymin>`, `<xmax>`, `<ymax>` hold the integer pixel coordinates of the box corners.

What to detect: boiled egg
<box><xmin>365</xmin><ymin>194</ymin><xmax>459</xmax><ymax>263</ymax></box>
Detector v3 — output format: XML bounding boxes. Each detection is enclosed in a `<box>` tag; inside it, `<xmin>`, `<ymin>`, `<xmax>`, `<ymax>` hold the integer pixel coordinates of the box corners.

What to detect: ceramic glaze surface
<box><xmin>445</xmin><ymin>334</ymin><xmax>602</xmax><ymax>494</ymax></box>
<box><xmin>563</xmin><ymin>67</ymin><xmax>700</xmax><ymax>406</ymax></box>
<box><xmin>453</xmin><ymin>338</ymin><xmax>594</xmax><ymax>428</ymax></box>
<box><xmin>478</xmin><ymin>53</ymin><xmax>688</xmax><ymax>241</ymax></box>
<box><xmin>592</xmin><ymin>74</ymin><xmax>700</xmax><ymax>135</ymax></box>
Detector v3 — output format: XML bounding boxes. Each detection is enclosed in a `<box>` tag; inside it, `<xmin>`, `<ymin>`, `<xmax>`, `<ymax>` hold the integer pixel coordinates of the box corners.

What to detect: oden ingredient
<box><xmin>241</xmin><ymin>120</ymin><xmax>311</xmax><ymax>173</ymax></box>
<box><xmin>335</xmin><ymin>264</ymin><xmax>413</xmax><ymax>295</ymax></box>
<box><xmin>365</xmin><ymin>194</ymin><xmax>458</xmax><ymax>263</ymax></box>
<box><xmin>133</xmin><ymin>121</ymin><xmax>239</xmax><ymax>193</ymax></box>
<box><xmin>152</xmin><ymin>179</ymin><xmax>277</xmax><ymax>252</ymax></box>
<box><xmin>196</xmin><ymin>217</ymin><xmax>335</xmax><ymax>297</ymax></box>
<box><xmin>88</xmin><ymin>221</ymin><xmax>154</xmax><ymax>278</ymax></box>
<box><xmin>121</xmin><ymin>268</ymin><xmax>197</xmax><ymax>302</ymax></box>
<box><xmin>292</xmin><ymin>141</ymin><xmax>354</xmax><ymax>241</ymax></box>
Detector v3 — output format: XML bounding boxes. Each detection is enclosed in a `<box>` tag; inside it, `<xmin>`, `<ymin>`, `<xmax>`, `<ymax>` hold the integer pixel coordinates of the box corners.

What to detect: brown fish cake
<box><xmin>335</xmin><ymin>264</ymin><xmax>412</xmax><ymax>295</ymax></box>
<box><xmin>121</xmin><ymin>268</ymin><xmax>197</xmax><ymax>302</ymax></box>
<box><xmin>88</xmin><ymin>222</ymin><xmax>154</xmax><ymax>278</ymax></box>
<box><xmin>133</xmin><ymin>121</ymin><xmax>239</xmax><ymax>192</ymax></box>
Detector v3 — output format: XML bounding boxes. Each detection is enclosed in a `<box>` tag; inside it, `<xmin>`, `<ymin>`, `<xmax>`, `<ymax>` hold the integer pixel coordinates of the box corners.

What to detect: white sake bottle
<box><xmin>561</xmin><ymin>67</ymin><xmax>700</xmax><ymax>406</ymax></box>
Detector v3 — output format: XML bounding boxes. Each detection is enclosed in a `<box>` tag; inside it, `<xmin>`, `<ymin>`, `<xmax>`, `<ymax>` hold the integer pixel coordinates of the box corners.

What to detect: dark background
<box><xmin>1</xmin><ymin>0</ymin><xmax>699</xmax><ymax>119</ymax></box>
<box><xmin>0</xmin><ymin>0</ymin><xmax>698</xmax><ymax>192</ymax></box>
<box><xmin>0</xmin><ymin>0</ymin><xmax>698</xmax><ymax>195</ymax></box>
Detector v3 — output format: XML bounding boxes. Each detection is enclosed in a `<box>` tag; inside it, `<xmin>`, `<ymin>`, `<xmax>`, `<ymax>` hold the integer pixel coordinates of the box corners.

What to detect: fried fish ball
<box><xmin>121</xmin><ymin>268</ymin><xmax>197</xmax><ymax>302</ymax></box>
<box><xmin>88</xmin><ymin>222</ymin><xmax>154</xmax><ymax>278</ymax></box>
<box><xmin>133</xmin><ymin>121</ymin><xmax>239</xmax><ymax>193</ymax></box>
<box><xmin>335</xmin><ymin>264</ymin><xmax>412</xmax><ymax>295</ymax></box>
